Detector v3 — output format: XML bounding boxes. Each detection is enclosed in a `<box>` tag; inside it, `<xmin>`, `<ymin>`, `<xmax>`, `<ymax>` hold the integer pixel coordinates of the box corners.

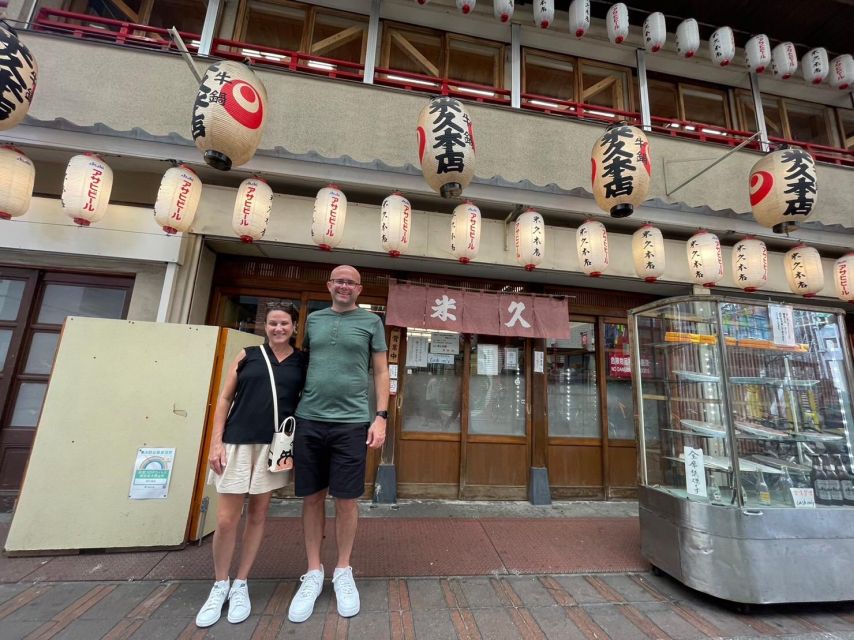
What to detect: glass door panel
<box><xmin>402</xmin><ymin>329</ymin><xmax>463</xmax><ymax>433</ymax></box>
<box><xmin>469</xmin><ymin>336</ymin><xmax>526</xmax><ymax>436</ymax></box>
<box><xmin>605</xmin><ymin>322</ymin><xmax>634</xmax><ymax>440</ymax></box>
<box><xmin>0</xmin><ymin>279</ymin><xmax>25</xmax><ymax>321</ymax></box>
<box><xmin>547</xmin><ymin>321</ymin><xmax>598</xmax><ymax>438</ymax></box>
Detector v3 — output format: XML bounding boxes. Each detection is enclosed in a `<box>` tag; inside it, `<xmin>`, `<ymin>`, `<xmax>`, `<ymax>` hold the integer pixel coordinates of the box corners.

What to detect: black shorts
<box><xmin>293</xmin><ymin>418</ymin><xmax>369</xmax><ymax>499</ymax></box>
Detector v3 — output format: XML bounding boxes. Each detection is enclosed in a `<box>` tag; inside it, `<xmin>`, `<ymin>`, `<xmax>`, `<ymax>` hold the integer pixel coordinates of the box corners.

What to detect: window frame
<box><xmin>521</xmin><ymin>47</ymin><xmax>577</xmax><ymax>104</ymax></box>
<box><xmin>735</xmin><ymin>90</ymin><xmax>838</xmax><ymax>147</ymax></box>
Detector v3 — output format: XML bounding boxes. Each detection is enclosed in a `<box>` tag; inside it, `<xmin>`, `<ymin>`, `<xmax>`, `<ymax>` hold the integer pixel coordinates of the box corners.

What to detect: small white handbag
<box><xmin>259</xmin><ymin>345</ymin><xmax>295</xmax><ymax>472</ymax></box>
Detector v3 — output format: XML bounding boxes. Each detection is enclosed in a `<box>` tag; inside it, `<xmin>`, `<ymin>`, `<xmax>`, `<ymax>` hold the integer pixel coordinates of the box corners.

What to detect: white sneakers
<box><xmin>288</xmin><ymin>566</ymin><xmax>325</xmax><ymax>623</ymax></box>
<box><xmin>332</xmin><ymin>566</ymin><xmax>360</xmax><ymax>618</ymax></box>
<box><xmin>195</xmin><ymin>578</ymin><xmax>252</xmax><ymax>628</ymax></box>
<box><xmin>227</xmin><ymin>580</ymin><xmax>251</xmax><ymax>624</ymax></box>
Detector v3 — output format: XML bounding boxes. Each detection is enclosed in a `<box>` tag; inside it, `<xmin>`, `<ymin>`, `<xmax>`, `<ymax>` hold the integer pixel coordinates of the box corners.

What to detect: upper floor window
<box><xmin>647</xmin><ymin>78</ymin><xmax>731</xmax><ymax>129</ymax></box>
<box><xmin>839</xmin><ymin>110</ymin><xmax>854</xmax><ymax>150</ymax></box>
<box><xmin>736</xmin><ymin>91</ymin><xmax>836</xmax><ymax>147</ymax></box>
<box><xmin>63</xmin><ymin>0</ymin><xmax>206</xmax><ymax>34</ymax></box>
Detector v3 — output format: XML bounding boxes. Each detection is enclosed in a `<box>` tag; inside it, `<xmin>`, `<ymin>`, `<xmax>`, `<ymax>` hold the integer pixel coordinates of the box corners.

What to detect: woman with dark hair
<box><xmin>196</xmin><ymin>302</ymin><xmax>306</xmax><ymax>628</ymax></box>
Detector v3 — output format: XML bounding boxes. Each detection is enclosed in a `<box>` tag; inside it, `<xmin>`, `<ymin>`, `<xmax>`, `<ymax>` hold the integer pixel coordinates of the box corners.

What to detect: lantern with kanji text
<box><xmin>381</xmin><ymin>192</ymin><xmax>411</xmax><ymax>257</ymax></box>
<box><xmin>451</xmin><ymin>200</ymin><xmax>481</xmax><ymax>264</ymax></box>
<box><xmin>312</xmin><ymin>184</ymin><xmax>347</xmax><ymax>250</ymax></box>
<box><xmin>830</xmin><ymin>54</ymin><xmax>854</xmax><ymax>90</ymax></box>
<box><xmin>591</xmin><ymin>123</ymin><xmax>651</xmax><ymax>218</ymax></box>
<box><xmin>785</xmin><ymin>244</ymin><xmax>824</xmax><ymax>297</ymax></box>
<box><xmin>569</xmin><ymin>0</ymin><xmax>590</xmax><ymax>37</ymax></box>
<box><xmin>771</xmin><ymin>42</ymin><xmax>798</xmax><ymax>80</ymax></box>
<box><xmin>232</xmin><ymin>177</ymin><xmax>271</xmax><ymax>243</ymax></box>
<box><xmin>643</xmin><ymin>12</ymin><xmax>666</xmax><ymax>54</ymax></box>
<box><xmin>0</xmin><ymin>146</ymin><xmax>34</xmax><ymax>220</ymax></box>
<box><xmin>533</xmin><ymin>0</ymin><xmax>554</xmax><ymax>28</ymax></box>
<box><xmin>494</xmin><ymin>0</ymin><xmax>513</xmax><ymax>22</ymax></box>
<box><xmin>62</xmin><ymin>153</ymin><xmax>113</xmax><ymax>227</ymax></box>
<box><xmin>576</xmin><ymin>219</ymin><xmax>609</xmax><ymax>277</ymax></box>
<box><xmin>515</xmin><ymin>209</ymin><xmax>544</xmax><ymax>271</ymax></box>
<box><xmin>834</xmin><ymin>254</ymin><xmax>854</xmax><ymax>303</ymax></box>
<box><xmin>686</xmin><ymin>231</ymin><xmax>723</xmax><ymax>288</ymax></box>
<box><xmin>802</xmin><ymin>48</ymin><xmax>829</xmax><ymax>85</ymax></box>
<box><xmin>732</xmin><ymin>238</ymin><xmax>768</xmax><ymax>293</ymax></box>
<box><xmin>676</xmin><ymin>19</ymin><xmax>699</xmax><ymax>58</ymax></box>
<box><xmin>745</xmin><ymin>35</ymin><xmax>771</xmax><ymax>73</ymax></box>
<box><xmin>632</xmin><ymin>224</ymin><xmax>665</xmax><ymax>282</ymax></box>
<box><xmin>748</xmin><ymin>146</ymin><xmax>817</xmax><ymax>233</ymax></box>
<box><xmin>606</xmin><ymin>3</ymin><xmax>629</xmax><ymax>44</ymax></box>
<box><xmin>0</xmin><ymin>21</ymin><xmax>37</xmax><ymax>132</ymax></box>
<box><xmin>417</xmin><ymin>96</ymin><xmax>475</xmax><ymax>198</ymax></box>
<box><xmin>153</xmin><ymin>165</ymin><xmax>202</xmax><ymax>235</ymax></box>
<box><xmin>710</xmin><ymin>27</ymin><xmax>735</xmax><ymax>67</ymax></box>
<box><xmin>456</xmin><ymin>0</ymin><xmax>475</xmax><ymax>14</ymax></box>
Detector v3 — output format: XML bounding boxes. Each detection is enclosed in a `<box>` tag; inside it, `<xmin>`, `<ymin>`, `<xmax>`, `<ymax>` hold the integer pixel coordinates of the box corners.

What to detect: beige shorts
<box><xmin>207</xmin><ymin>443</ymin><xmax>291</xmax><ymax>495</ymax></box>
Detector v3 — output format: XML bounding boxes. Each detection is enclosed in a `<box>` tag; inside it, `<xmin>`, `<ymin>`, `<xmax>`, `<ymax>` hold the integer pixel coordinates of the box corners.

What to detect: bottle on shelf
<box><xmin>709</xmin><ymin>474</ymin><xmax>723</xmax><ymax>504</ymax></box>
<box><xmin>779</xmin><ymin>467</ymin><xmax>795</xmax><ymax>506</ymax></box>
<box><xmin>811</xmin><ymin>456</ymin><xmax>831</xmax><ymax>506</ymax></box>
<box><xmin>835</xmin><ymin>454</ymin><xmax>854</xmax><ymax>506</ymax></box>
<box><xmin>822</xmin><ymin>455</ymin><xmax>845</xmax><ymax>506</ymax></box>
<box><xmin>757</xmin><ymin>472</ymin><xmax>772</xmax><ymax>506</ymax></box>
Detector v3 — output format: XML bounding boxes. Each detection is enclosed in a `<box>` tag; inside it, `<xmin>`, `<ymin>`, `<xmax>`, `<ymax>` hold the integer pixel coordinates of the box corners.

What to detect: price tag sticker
<box><xmin>790</xmin><ymin>487</ymin><xmax>816</xmax><ymax>508</ymax></box>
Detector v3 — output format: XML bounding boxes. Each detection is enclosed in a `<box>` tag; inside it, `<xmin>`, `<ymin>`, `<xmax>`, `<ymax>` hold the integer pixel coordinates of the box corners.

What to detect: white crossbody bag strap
<box><xmin>258</xmin><ymin>345</ymin><xmax>280</xmax><ymax>433</ymax></box>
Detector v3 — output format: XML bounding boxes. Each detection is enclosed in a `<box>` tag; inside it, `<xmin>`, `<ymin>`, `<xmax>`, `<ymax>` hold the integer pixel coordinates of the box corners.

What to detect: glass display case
<box><xmin>629</xmin><ymin>296</ymin><xmax>854</xmax><ymax>604</ymax></box>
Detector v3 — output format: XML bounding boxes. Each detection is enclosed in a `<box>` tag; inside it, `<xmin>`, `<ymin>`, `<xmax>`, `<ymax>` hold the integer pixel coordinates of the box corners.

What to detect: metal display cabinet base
<box><xmin>639</xmin><ymin>485</ymin><xmax>854</xmax><ymax>604</ymax></box>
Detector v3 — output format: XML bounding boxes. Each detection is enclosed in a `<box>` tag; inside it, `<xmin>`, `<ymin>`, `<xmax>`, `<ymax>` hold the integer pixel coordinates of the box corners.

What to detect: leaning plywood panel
<box><xmin>5</xmin><ymin>318</ymin><xmax>220</xmax><ymax>553</ymax></box>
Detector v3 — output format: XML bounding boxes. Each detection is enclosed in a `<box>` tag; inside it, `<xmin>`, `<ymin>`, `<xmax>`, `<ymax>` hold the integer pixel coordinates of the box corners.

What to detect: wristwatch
<box><xmin>375</xmin><ymin>411</ymin><xmax>389</xmax><ymax>419</ymax></box>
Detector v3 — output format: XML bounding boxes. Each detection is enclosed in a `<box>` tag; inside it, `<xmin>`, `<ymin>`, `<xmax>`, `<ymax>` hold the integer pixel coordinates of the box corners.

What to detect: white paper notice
<box><xmin>790</xmin><ymin>487</ymin><xmax>816</xmax><ymax>508</ymax></box>
<box><xmin>477</xmin><ymin>344</ymin><xmax>500</xmax><ymax>376</ymax></box>
<box><xmin>129</xmin><ymin>448</ymin><xmax>175</xmax><ymax>500</ymax></box>
<box><xmin>430</xmin><ymin>333</ymin><xmax>460</xmax><ymax>355</ymax></box>
<box><xmin>683</xmin><ymin>446</ymin><xmax>707</xmax><ymax>498</ymax></box>
<box><xmin>390</xmin><ymin>379</ymin><xmax>399</xmax><ymax>395</ymax></box>
<box><xmin>769</xmin><ymin>304</ymin><xmax>796</xmax><ymax>346</ymax></box>
<box><xmin>389</xmin><ymin>364</ymin><xmax>398</xmax><ymax>380</ymax></box>
<box><xmin>406</xmin><ymin>336</ymin><xmax>429</xmax><ymax>367</ymax></box>
<box><xmin>427</xmin><ymin>353</ymin><xmax>454</xmax><ymax>365</ymax></box>
<box><xmin>504</xmin><ymin>348</ymin><xmax>519</xmax><ymax>370</ymax></box>
<box><xmin>534</xmin><ymin>351</ymin><xmax>544</xmax><ymax>374</ymax></box>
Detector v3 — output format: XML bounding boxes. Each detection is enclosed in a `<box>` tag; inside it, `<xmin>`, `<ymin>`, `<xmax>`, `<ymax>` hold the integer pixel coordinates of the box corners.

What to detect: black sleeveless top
<box><xmin>223</xmin><ymin>345</ymin><xmax>307</xmax><ymax>444</ymax></box>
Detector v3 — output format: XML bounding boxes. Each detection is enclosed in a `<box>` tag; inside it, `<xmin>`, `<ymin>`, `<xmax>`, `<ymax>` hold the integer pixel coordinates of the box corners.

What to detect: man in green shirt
<box><xmin>288</xmin><ymin>265</ymin><xmax>389</xmax><ymax>624</ymax></box>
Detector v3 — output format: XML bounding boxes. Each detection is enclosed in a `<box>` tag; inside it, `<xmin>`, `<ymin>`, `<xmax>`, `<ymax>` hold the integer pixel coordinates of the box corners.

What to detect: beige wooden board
<box><xmin>5</xmin><ymin>318</ymin><xmax>220</xmax><ymax>552</ymax></box>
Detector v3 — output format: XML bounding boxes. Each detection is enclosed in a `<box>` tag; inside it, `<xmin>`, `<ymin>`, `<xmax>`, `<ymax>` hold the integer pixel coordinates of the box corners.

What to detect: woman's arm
<box><xmin>208</xmin><ymin>349</ymin><xmax>247</xmax><ymax>475</ymax></box>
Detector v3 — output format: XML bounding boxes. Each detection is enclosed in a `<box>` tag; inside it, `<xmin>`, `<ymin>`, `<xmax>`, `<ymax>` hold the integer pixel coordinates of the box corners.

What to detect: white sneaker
<box><xmin>332</xmin><ymin>566</ymin><xmax>360</xmax><ymax>618</ymax></box>
<box><xmin>288</xmin><ymin>566</ymin><xmax>324</xmax><ymax>623</ymax></box>
<box><xmin>196</xmin><ymin>579</ymin><xmax>230</xmax><ymax>628</ymax></box>
<box><xmin>227</xmin><ymin>579</ymin><xmax>251</xmax><ymax>624</ymax></box>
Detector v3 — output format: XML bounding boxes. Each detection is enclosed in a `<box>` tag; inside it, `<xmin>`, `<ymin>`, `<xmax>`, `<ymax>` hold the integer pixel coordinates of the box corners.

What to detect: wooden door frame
<box><xmin>600</xmin><ymin>315</ymin><xmax>636</xmax><ymax>498</ymax></box>
<box><xmin>0</xmin><ymin>268</ymin><xmax>39</xmax><ymax>429</ymax></box>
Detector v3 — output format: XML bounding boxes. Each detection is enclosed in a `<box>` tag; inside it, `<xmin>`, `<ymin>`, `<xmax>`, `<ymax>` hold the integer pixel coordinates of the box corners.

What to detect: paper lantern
<box><xmin>710</xmin><ymin>26</ymin><xmax>735</xmax><ymax>67</ymax></box>
<box><xmin>415</xmin><ymin>0</ymin><xmax>428</xmax><ymax>4</ymax></box>
<box><xmin>606</xmin><ymin>3</ymin><xmax>629</xmax><ymax>45</ymax></box>
<box><xmin>745</xmin><ymin>35</ymin><xmax>772</xmax><ymax>74</ymax></box>
<box><xmin>686</xmin><ymin>231</ymin><xmax>723</xmax><ymax>288</ymax></box>
<box><xmin>591</xmin><ymin>123</ymin><xmax>651</xmax><ymax>218</ymax></box>
<box><xmin>785</xmin><ymin>245</ymin><xmax>824</xmax><ymax>298</ymax></box>
<box><xmin>381</xmin><ymin>192</ymin><xmax>411</xmax><ymax>257</ymax></box>
<box><xmin>830</xmin><ymin>54</ymin><xmax>854</xmax><ymax>90</ymax></box>
<box><xmin>312</xmin><ymin>184</ymin><xmax>347</xmax><ymax>250</ymax></box>
<box><xmin>675</xmin><ymin>19</ymin><xmax>699</xmax><ymax>58</ymax></box>
<box><xmin>456</xmin><ymin>0</ymin><xmax>475</xmax><ymax>14</ymax></box>
<box><xmin>771</xmin><ymin>42</ymin><xmax>798</xmax><ymax>80</ymax></box>
<box><xmin>732</xmin><ymin>238</ymin><xmax>768</xmax><ymax>293</ymax></box>
<box><xmin>0</xmin><ymin>146</ymin><xmax>34</xmax><ymax>220</ymax></box>
<box><xmin>192</xmin><ymin>60</ymin><xmax>267</xmax><ymax>171</ymax></box>
<box><xmin>153</xmin><ymin>165</ymin><xmax>202</xmax><ymax>235</ymax></box>
<box><xmin>0</xmin><ymin>22</ymin><xmax>37</xmax><ymax>132</ymax></box>
<box><xmin>514</xmin><ymin>209</ymin><xmax>544</xmax><ymax>271</ymax></box>
<box><xmin>232</xmin><ymin>177</ymin><xmax>271</xmax><ymax>243</ymax></box>
<box><xmin>749</xmin><ymin>147</ymin><xmax>817</xmax><ymax>233</ymax></box>
<box><xmin>632</xmin><ymin>224</ymin><xmax>665</xmax><ymax>282</ymax></box>
<box><xmin>569</xmin><ymin>0</ymin><xmax>590</xmax><ymax>38</ymax></box>
<box><xmin>833</xmin><ymin>254</ymin><xmax>854</xmax><ymax>303</ymax></box>
<box><xmin>533</xmin><ymin>0</ymin><xmax>554</xmax><ymax>29</ymax></box>
<box><xmin>62</xmin><ymin>153</ymin><xmax>113</xmax><ymax>227</ymax></box>
<box><xmin>494</xmin><ymin>0</ymin><xmax>513</xmax><ymax>22</ymax></box>
<box><xmin>576</xmin><ymin>219</ymin><xmax>609</xmax><ymax>277</ymax></box>
<box><xmin>802</xmin><ymin>48</ymin><xmax>829</xmax><ymax>85</ymax></box>
<box><xmin>642</xmin><ymin>13</ymin><xmax>666</xmax><ymax>53</ymax></box>
<box><xmin>417</xmin><ymin>96</ymin><xmax>475</xmax><ymax>198</ymax></box>
<box><xmin>451</xmin><ymin>200</ymin><xmax>481</xmax><ymax>264</ymax></box>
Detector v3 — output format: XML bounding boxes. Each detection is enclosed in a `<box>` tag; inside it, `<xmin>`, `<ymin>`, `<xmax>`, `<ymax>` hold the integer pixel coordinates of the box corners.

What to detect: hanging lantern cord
<box><xmin>167</xmin><ymin>27</ymin><xmax>203</xmax><ymax>84</ymax></box>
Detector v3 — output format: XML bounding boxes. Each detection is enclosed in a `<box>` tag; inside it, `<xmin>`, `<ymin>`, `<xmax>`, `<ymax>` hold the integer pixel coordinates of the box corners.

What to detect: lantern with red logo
<box><xmin>732</xmin><ymin>238</ymin><xmax>768</xmax><ymax>293</ymax></box>
<box><xmin>0</xmin><ymin>146</ymin><xmax>34</xmax><ymax>220</ymax></box>
<box><xmin>606</xmin><ymin>3</ymin><xmax>629</xmax><ymax>44</ymax></box>
<box><xmin>632</xmin><ymin>224</ymin><xmax>665</xmax><ymax>282</ymax></box>
<box><xmin>192</xmin><ymin>60</ymin><xmax>267</xmax><ymax>171</ymax></box>
<box><xmin>676</xmin><ymin>19</ymin><xmax>699</xmax><ymax>58</ymax></box>
<box><xmin>785</xmin><ymin>245</ymin><xmax>824</xmax><ymax>298</ymax></box>
<box><xmin>576</xmin><ymin>219</ymin><xmax>609</xmax><ymax>277</ymax></box>
<box><xmin>451</xmin><ymin>200</ymin><xmax>481</xmax><ymax>264</ymax></box>
<box><xmin>748</xmin><ymin>146</ymin><xmax>817</xmax><ymax>234</ymax></box>
<box><xmin>312</xmin><ymin>184</ymin><xmax>347</xmax><ymax>251</ymax></box>
<box><xmin>232</xmin><ymin>177</ymin><xmax>271</xmax><ymax>243</ymax></box>
<box><xmin>154</xmin><ymin>165</ymin><xmax>202</xmax><ymax>235</ymax></box>
<box><xmin>830</xmin><ymin>54</ymin><xmax>854</xmax><ymax>90</ymax></box>
<box><xmin>0</xmin><ymin>21</ymin><xmax>37</xmax><ymax>132</ymax></box>
<box><xmin>686</xmin><ymin>231</ymin><xmax>723</xmax><ymax>288</ymax></box>
<box><xmin>802</xmin><ymin>48</ymin><xmax>829</xmax><ymax>85</ymax></box>
<box><xmin>591</xmin><ymin>123</ymin><xmax>651</xmax><ymax>218</ymax></box>
<box><xmin>62</xmin><ymin>153</ymin><xmax>113</xmax><ymax>227</ymax></box>
<box><xmin>834</xmin><ymin>254</ymin><xmax>854</xmax><ymax>303</ymax></box>
<box><xmin>417</xmin><ymin>96</ymin><xmax>475</xmax><ymax>198</ymax></box>
<box><xmin>416</xmin><ymin>0</ymin><xmax>428</xmax><ymax>4</ymax></box>
<box><xmin>771</xmin><ymin>42</ymin><xmax>798</xmax><ymax>80</ymax></box>
<box><xmin>745</xmin><ymin>35</ymin><xmax>771</xmax><ymax>73</ymax></box>
<box><xmin>456</xmin><ymin>0</ymin><xmax>475</xmax><ymax>14</ymax></box>
<box><xmin>533</xmin><ymin>0</ymin><xmax>554</xmax><ymax>28</ymax></box>
<box><xmin>381</xmin><ymin>192</ymin><xmax>411</xmax><ymax>257</ymax></box>
<box><xmin>643</xmin><ymin>12</ymin><xmax>666</xmax><ymax>53</ymax></box>
<box><xmin>494</xmin><ymin>0</ymin><xmax>513</xmax><ymax>22</ymax></box>
<box><xmin>515</xmin><ymin>209</ymin><xmax>544</xmax><ymax>271</ymax></box>
<box><xmin>569</xmin><ymin>0</ymin><xmax>590</xmax><ymax>37</ymax></box>
<box><xmin>709</xmin><ymin>27</ymin><xmax>735</xmax><ymax>67</ymax></box>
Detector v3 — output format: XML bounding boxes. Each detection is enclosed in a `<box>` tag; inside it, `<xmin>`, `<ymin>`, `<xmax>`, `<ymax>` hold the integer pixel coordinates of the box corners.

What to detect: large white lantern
<box><xmin>0</xmin><ymin>22</ymin><xmax>37</xmax><ymax>132</ymax></box>
<box><xmin>709</xmin><ymin>26</ymin><xmax>735</xmax><ymax>67</ymax></box>
<box><xmin>417</xmin><ymin>96</ymin><xmax>475</xmax><ymax>198</ymax></box>
<box><xmin>153</xmin><ymin>165</ymin><xmax>202</xmax><ymax>235</ymax></box>
<box><xmin>771</xmin><ymin>42</ymin><xmax>798</xmax><ymax>80</ymax></box>
<box><xmin>416</xmin><ymin>0</ymin><xmax>428</xmax><ymax>4</ymax></box>
<box><xmin>576</xmin><ymin>219</ymin><xmax>609</xmax><ymax>277</ymax></box>
<box><xmin>533</xmin><ymin>0</ymin><xmax>554</xmax><ymax>28</ymax></box>
<box><xmin>232</xmin><ymin>177</ymin><xmax>271</xmax><ymax>243</ymax></box>
<box><xmin>732</xmin><ymin>238</ymin><xmax>768</xmax><ymax>293</ymax></box>
<box><xmin>62</xmin><ymin>153</ymin><xmax>113</xmax><ymax>227</ymax></box>
<box><xmin>675</xmin><ymin>19</ymin><xmax>699</xmax><ymax>58</ymax></box>
<box><xmin>686</xmin><ymin>231</ymin><xmax>723</xmax><ymax>288</ymax></box>
<box><xmin>606</xmin><ymin>3</ymin><xmax>629</xmax><ymax>45</ymax></box>
<box><xmin>632</xmin><ymin>224</ymin><xmax>665</xmax><ymax>282</ymax></box>
<box><xmin>591</xmin><ymin>123</ymin><xmax>651</xmax><ymax>218</ymax></box>
<box><xmin>785</xmin><ymin>245</ymin><xmax>824</xmax><ymax>298</ymax></box>
<box><xmin>0</xmin><ymin>146</ymin><xmax>34</xmax><ymax>220</ymax></box>
<box><xmin>745</xmin><ymin>34</ymin><xmax>772</xmax><ymax>74</ymax></box>
<box><xmin>569</xmin><ymin>0</ymin><xmax>590</xmax><ymax>37</ymax></box>
<box><xmin>451</xmin><ymin>200</ymin><xmax>481</xmax><ymax>264</ymax></box>
<box><xmin>514</xmin><ymin>209</ymin><xmax>544</xmax><ymax>271</ymax></box>
<box><xmin>192</xmin><ymin>60</ymin><xmax>267</xmax><ymax>171</ymax></box>
<box><xmin>381</xmin><ymin>192</ymin><xmax>411</xmax><ymax>257</ymax></box>
<box><xmin>749</xmin><ymin>147</ymin><xmax>817</xmax><ymax>233</ymax></box>
<box><xmin>456</xmin><ymin>0</ymin><xmax>475</xmax><ymax>14</ymax></box>
<box><xmin>494</xmin><ymin>0</ymin><xmax>513</xmax><ymax>22</ymax></box>
<box><xmin>830</xmin><ymin>54</ymin><xmax>854</xmax><ymax>90</ymax></box>
<box><xmin>802</xmin><ymin>48</ymin><xmax>829</xmax><ymax>85</ymax></box>
<box><xmin>642</xmin><ymin>12</ymin><xmax>666</xmax><ymax>54</ymax></box>
<box><xmin>312</xmin><ymin>184</ymin><xmax>347</xmax><ymax>250</ymax></box>
<box><xmin>833</xmin><ymin>254</ymin><xmax>854</xmax><ymax>303</ymax></box>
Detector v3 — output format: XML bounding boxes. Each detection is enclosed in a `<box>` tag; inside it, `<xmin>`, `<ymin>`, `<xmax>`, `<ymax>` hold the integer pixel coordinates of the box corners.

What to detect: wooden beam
<box><xmin>311</xmin><ymin>25</ymin><xmax>364</xmax><ymax>56</ymax></box>
<box><xmin>391</xmin><ymin>31</ymin><xmax>440</xmax><ymax>78</ymax></box>
<box><xmin>581</xmin><ymin>75</ymin><xmax>615</xmax><ymax>102</ymax></box>
<box><xmin>107</xmin><ymin>0</ymin><xmax>139</xmax><ymax>23</ymax></box>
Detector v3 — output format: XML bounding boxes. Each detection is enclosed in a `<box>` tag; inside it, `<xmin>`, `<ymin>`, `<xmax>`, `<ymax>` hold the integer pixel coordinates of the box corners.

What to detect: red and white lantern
<box><xmin>833</xmin><ymin>254</ymin><xmax>854</xmax><ymax>303</ymax></box>
<box><xmin>192</xmin><ymin>60</ymin><xmax>267</xmax><ymax>171</ymax></box>
<box><xmin>153</xmin><ymin>165</ymin><xmax>202</xmax><ymax>235</ymax></box>
<box><xmin>0</xmin><ymin>22</ymin><xmax>37</xmax><ymax>132</ymax></box>
<box><xmin>533</xmin><ymin>0</ymin><xmax>554</xmax><ymax>29</ymax></box>
<box><xmin>494</xmin><ymin>0</ymin><xmax>513</xmax><ymax>22</ymax></box>
<box><xmin>643</xmin><ymin>12</ymin><xmax>666</xmax><ymax>54</ymax></box>
<box><xmin>676</xmin><ymin>19</ymin><xmax>699</xmax><ymax>58</ymax></box>
<box><xmin>569</xmin><ymin>0</ymin><xmax>590</xmax><ymax>38</ymax></box>
<box><xmin>312</xmin><ymin>184</ymin><xmax>347</xmax><ymax>250</ymax></box>
<box><xmin>576</xmin><ymin>219</ymin><xmax>609</xmax><ymax>277</ymax></box>
<box><xmin>745</xmin><ymin>34</ymin><xmax>772</xmax><ymax>73</ymax></box>
<box><xmin>632</xmin><ymin>224</ymin><xmax>665</xmax><ymax>282</ymax></box>
<box><xmin>381</xmin><ymin>192</ymin><xmax>411</xmax><ymax>257</ymax></box>
<box><xmin>709</xmin><ymin>26</ymin><xmax>735</xmax><ymax>67</ymax></box>
<box><xmin>0</xmin><ymin>146</ymin><xmax>34</xmax><ymax>220</ymax></box>
<box><xmin>515</xmin><ymin>209</ymin><xmax>544</xmax><ymax>271</ymax></box>
<box><xmin>606</xmin><ymin>3</ymin><xmax>629</xmax><ymax>45</ymax></box>
<box><xmin>785</xmin><ymin>245</ymin><xmax>824</xmax><ymax>298</ymax></box>
<box><xmin>456</xmin><ymin>0</ymin><xmax>475</xmax><ymax>14</ymax></box>
<box><xmin>62</xmin><ymin>153</ymin><xmax>113</xmax><ymax>227</ymax></box>
<box><xmin>417</xmin><ymin>96</ymin><xmax>475</xmax><ymax>198</ymax></box>
<box><xmin>686</xmin><ymin>231</ymin><xmax>723</xmax><ymax>288</ymax></box>
<box><xmin>830</xmin><ymin>54</ymin><xmax>854</xmax><ymax>90</ymax></box>
<box><xmin>802</xmin><ymin>48</ymin><xmax>829</xmax><ymax>85</ymax></box>
<box><xmin>451</xmin><ymin>200</ymin><xmax>481</xmax><ymax>264</ymax></box>
<box><xmin>771</xmin><ymin>42</ymin><xmax>798</xmax><ymax>80</ymax></box>
<box><xmin>415</xmin><ymin>0</ymin><xmax>429</xmax><ymax>4</ymax></box>
<box><xmin>591</xmin><ymin>123</ymin><xmax>651</xmax><ymax>218</ymax></box>
<box><xmin>732</xmin><ymin>238</ymin><xmax>768</xmax><ymax>293</ymax></box>
<box><xmin>232</xmin><ymin>177</ymin><xmax>271</xmax><ymax>243</ymax></box>
<box><xmin>749</xmin><ymin>147</ymin><xmax>817</xmax><ymax>233</ymax></box>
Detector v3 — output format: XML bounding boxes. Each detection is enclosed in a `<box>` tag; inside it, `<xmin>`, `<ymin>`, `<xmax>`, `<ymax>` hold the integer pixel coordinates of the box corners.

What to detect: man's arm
<box><xmin>366</xmin><ymin>350</ymin><xmax>389</xmax><ymax>448</ymax></box>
